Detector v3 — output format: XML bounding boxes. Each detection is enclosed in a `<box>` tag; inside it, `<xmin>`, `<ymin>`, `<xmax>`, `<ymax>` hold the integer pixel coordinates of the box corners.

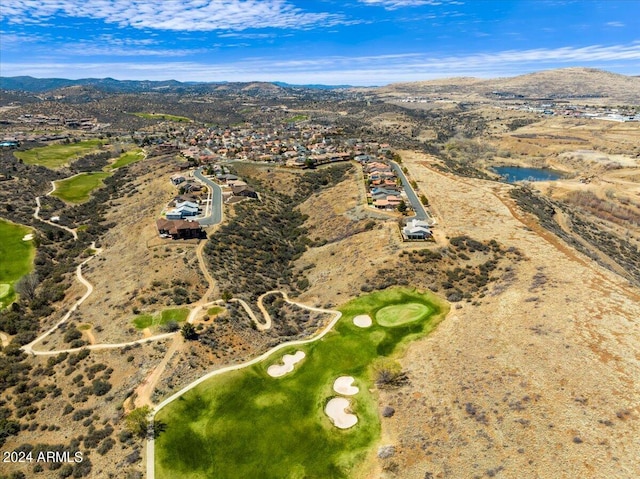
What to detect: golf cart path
<box><xmin>21</xmin><ymin>242</ymin><xmax>102</xmax><ymax>355</ymax></box>
<box><xmin>33</xmin><ymin>180</ymin><xmax>79</xmax><ymax>240</ymax></box>
<box><xmin>146</xmin><ymin>300</ymin><xmax>343</xmax><ymax>479</ymax></box>
<box><xmin>132</xmin><ymin>240</ymin><xmax>218</xmax><ymax>408</ymax></box>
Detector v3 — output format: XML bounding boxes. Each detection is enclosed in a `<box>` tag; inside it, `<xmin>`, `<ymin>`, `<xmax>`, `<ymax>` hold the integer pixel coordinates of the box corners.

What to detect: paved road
<box><xmin>389</xmin><ymin>160</ymin><xmax>430</xmax><ymax>222</ymax></box>
<box><xmin>193</xmin><ymin>168</ymin><xmax>223</xmax><ymax>226</ymax></box>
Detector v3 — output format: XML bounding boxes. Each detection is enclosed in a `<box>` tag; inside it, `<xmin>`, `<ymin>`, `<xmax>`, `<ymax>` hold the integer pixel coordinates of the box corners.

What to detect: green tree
<box><xmin>397</xmin><ymin>200</ymin><xmax>407</xmax><ymax>214</ymax></box>
<box><xmin>221</xmin><ymin>291</ymin><xmax>232</xmax><ymax>302</ymax></box>
<box><xmin>420</xmin><ymin>194</ymin><xmax>429</xmax><ymax>206</ymax></box>
<box><xmin>125</xmin><ymin>406</ymin><xmax>151</xmax><ymax>438</ymax></box>
<box><xmin>181</xmin><ymin>323</ymin><xmax>197</xmax><ymax>340</ymax></box>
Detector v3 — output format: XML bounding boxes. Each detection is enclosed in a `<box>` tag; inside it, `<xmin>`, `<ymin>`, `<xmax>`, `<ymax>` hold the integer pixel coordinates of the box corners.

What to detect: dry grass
<box><xmin>73</xmin><ymin>157</ymin><xmax>207</xmax><ymax>344</ymax></box>
<box><xmin>373</xmin><ymin>150</ymin><xmax>640</xmax><ymax>479</ymax></box>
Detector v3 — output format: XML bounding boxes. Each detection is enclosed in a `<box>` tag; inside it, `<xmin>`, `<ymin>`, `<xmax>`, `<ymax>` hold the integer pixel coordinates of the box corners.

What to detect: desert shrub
<box><xmin>372</xmin><ymin>358</ymin><xmax>405</xmax><ymax>388</ymax></box>
<box><xmin>91</xmin><ymin>379</ymin><xmax>112</xmax><ymax>397</ymax></box>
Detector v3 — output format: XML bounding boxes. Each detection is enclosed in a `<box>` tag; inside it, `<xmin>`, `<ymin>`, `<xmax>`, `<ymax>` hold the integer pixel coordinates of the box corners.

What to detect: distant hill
<box><xmin>0</xmin><ymin>76</ymin><xmax>193</xmax><ymax>93</ymax></box>
<box><xmin>0</xmin><ymin>76</ymin><xmax>351</xmax><ymax>94</ymax></box>
<box><xmin>372</xmin><ymin>68</ymin><xmax>640</xmax><ymax>104</ymax></box>
<box><xmin>272</xmin><ymin>81</ymin><xmax>352</xmax><ymax>90</ymax></box>
<box><xmin>3</xmin><ymin>69</ymin><xmax>638</xmax><ymax>104</ymax></box>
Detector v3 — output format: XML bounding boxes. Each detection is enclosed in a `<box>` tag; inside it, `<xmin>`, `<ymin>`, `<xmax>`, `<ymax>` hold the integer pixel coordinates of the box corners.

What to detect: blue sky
<box><xmin>1</xmin><ymin>0</ymin><xmax>639</xmax><ymax>85</ymax></box>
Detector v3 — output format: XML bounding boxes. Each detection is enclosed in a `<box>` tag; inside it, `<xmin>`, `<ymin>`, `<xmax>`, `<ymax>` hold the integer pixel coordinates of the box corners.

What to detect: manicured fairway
<box><xmin>154</xmin><ymin>288</ymin><xmax>448</xmax><ymax>479</ymax></box>
<box><xmin>109</xmin><ymin>148</ymin><xmax>145</xmax><ymax>169</ymax></box>
<box><xmin>0</xmin><ymin>219</ymin><xmax>36</xmax><ymax>308</ymax></box>
<box><xmin>14</xmin><ymin>139</ymin><xmax>105</xmax><ymax>168</ymax></box>
<box><xmin>132</xmin><ymin>112</ymin><xmax>191</xmax><ymax>122</ymax></box>
<box><xmin>52</xmin><ymin>172</ymin><xmax>111</xmax><ymax>203</ymax></box>
<box><xmin>375</xmin><ymin>303</ymin><xmax>431</xmax><ymax>327</ymax></box>
<box><xmin>133</xmin><ymin>308</ymin><xmax>190</xmax><ymax>329</ymax></box>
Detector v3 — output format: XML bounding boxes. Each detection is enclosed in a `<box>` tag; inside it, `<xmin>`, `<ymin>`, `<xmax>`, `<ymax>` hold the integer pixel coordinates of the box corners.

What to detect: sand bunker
<box><xmin>353</xmin><ymin>314</ymin><xmax>372</xmax><ymax>328</ymax></box>
<box><xmin>267</xmin><ymin>351</ymin><xmax>305</xmax><ymax>377</ymax></box>
<box><xmin>325</xmin><ymin>398</ymin><xmax>358</xmax><ymax>429</ymax></box>
<box><xmin>22</xmin><ymin>233</ymin><xmax>34</xmax><ymax>241</ymax></box>
<box><xmin>333</xmin><ymin>376</ymin><xmax>359</xmax><ymax>395</ymax></box>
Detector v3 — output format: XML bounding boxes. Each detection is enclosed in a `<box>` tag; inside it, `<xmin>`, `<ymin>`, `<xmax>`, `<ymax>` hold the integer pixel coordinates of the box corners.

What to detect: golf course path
<box><xmin>229</xmin><ymin>297</ymin><xmax>270</xmax><ymax>330</ymax></box>
<box><xmin>146</xmin><ymin>297</ymin><xmax>343</xmax><ymax>479</ymax></box>
<box><xmin>195</xmin><ymin>239</ymin><xmax>216</xmax><ymax>302</ymax></box>
<box><xmin>17</xmin><ymin>241</ymin><xmax>174</xmax><ymax>356</ymax></box>
<box><xmin>33</xmin><ymin>181</ymin><xmax>78</xmax><ymax>240</ymax></box>
<box><xmin>229</xmin><ymin>290</ymin><xmax>307</xmax><ymax>331</ymax></box>
<box><xmin>21</xmin><ymin>242</ymin><xmax>102</xmax><ymax>355</ymax></box>
<box><xmin>131</xmin><ymin>333</ymin><xmax>184</xmax><ymax>409</ymax></box>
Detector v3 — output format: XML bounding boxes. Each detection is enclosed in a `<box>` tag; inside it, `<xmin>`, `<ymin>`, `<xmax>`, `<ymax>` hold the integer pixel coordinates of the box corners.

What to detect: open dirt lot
<box><xmin>490</xmin><ymin>118</ymin><xmax>640</xmax><ymax>168</ymax></box>
<box><xmin>372</xmin><ymin>150</ymin><xmax>640</xmax><ymax>479</ymax></box>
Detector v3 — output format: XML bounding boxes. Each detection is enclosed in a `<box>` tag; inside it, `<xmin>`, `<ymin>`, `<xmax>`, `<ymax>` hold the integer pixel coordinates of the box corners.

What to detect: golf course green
<box><xmin>52</xmin><ymin>172</ymin><xmax>111</xmax><ymax>203</ymax></box>
<box><xmin>375</xmin><ymin>303</ymin><xmax>430</xmax><ymax>327</ymax></box>
<box><xmin>0</xmin><ymin>219</ymin><xmax>36</xmax><ymax>308</ymax></box>
<box><xmin>154</xmin><ymin>288</ymin><xmax>448</xmax><ymax>479</ymax></box>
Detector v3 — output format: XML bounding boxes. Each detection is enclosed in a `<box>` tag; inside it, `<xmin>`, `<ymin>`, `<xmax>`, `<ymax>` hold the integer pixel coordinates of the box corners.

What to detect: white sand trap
<box><xmin>267</xmin><ymin>351</ymin><xmax>305</xmax><ymax>377</ymax></box>
<box><xmin>325</xmin><ymin>397</ymin><xmax>358</xmax><ymax>429</ymax></box>
<box><xmin>22</xmin><ymin>233</ymin><xmax>34</xmax><ymax>241</ymax></box>
<box><xmin>353</xmin><ymin>314</ymin><xmax>372</xmax><ymax>328</ymax></box>
<box><xmin>333</xmin><ymin>376</ymin><xmax>359</xmax><ymax>396</ymax></box>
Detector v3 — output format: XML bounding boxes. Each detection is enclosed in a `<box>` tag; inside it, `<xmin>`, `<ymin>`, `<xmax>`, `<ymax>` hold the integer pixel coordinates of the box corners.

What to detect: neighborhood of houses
<box><xmin>156</xmin><ymin>166</ymin><xmax>260</xmax><ymax>240</ymax></box>
<box><xmin>171</xmin><ymin>121</ymin><xmax>391</xmax><ymax>168</ymax></box>
<box><xmin>155</xmin><ymin>123</ymin><xmax>434</xmax><ymax>242</ymax></box>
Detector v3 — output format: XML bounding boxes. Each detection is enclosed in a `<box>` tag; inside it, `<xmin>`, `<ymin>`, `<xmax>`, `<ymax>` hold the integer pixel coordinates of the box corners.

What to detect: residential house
<box><xmin>156</xmin><ymin>219</ymin><xmax>204</xmax><ymax>240</ymax></box>
<box><xmin>166</xmin><ymin>201</ymin><xmax>199</xmax><ymax>219</ymax></box>
<box><xmin>373</xmin><ymin>199</ymin><xmax>392</xmax><ymax>210</ymax></box>
<box><xmin>170</xmin><ymin>174</ymin><xmax>186</xmax><ymax>185</ymax></box>
<box><xmin>226</xmin><ymin>179</ymin><xmax>247</xmax><ymax>188</ymax></box>
<box><xmin>173</xmin><ymin>194</ymin><xmax>200</xmax><ymax>205</ymax></box>
<box><xmin>371</xmin><ymin>187</ymin><xmax>400</xmax><ymax>199</ymax></box>
<box><xmin>402</xmin><ymin>219</ymin><xmax>432</xmax><ymax>240</ymax></box>
<box><xmin>217</xmin><ymin>173</ymin><xmax>239</xmax><ymax>183</ymax></box>
<box><xmin>231</xmin><ymin>185</ymin><xmax>258</xmax><ymax>199</ymax></box>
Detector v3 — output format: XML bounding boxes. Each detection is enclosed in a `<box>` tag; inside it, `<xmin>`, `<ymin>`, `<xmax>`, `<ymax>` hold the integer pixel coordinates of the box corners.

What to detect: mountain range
<box><xmin>1</xmin><ymin>68</ymin><xmax>639</xmax><ymax>104</ymax></box>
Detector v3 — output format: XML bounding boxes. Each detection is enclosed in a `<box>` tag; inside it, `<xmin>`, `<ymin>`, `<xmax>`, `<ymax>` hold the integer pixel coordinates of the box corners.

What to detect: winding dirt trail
<box><xmin>132</xmin><ymin>241</ymin><xmax>218</xmax><ymax>408</ymax></box>
<box><xmin>33</xmin><ymin>181</ymin><xmax>79</xmax><ymax>240</ymax></box>
<box><xmin>21</xmin><ymin>242</ymin><xmax>102</xmax><ymax>355</ymax></box>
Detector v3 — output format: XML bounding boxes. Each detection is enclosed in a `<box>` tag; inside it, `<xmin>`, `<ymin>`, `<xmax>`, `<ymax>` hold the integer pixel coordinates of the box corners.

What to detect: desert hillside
<box><xmin>373</xmin><ymin>68</ymin><xmax>640</xmax><ymax>104</ymax></box>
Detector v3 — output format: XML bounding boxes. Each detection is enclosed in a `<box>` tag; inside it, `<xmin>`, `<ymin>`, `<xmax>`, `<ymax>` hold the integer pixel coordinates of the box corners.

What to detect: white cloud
<box><xmin>605</xmin><ymin>21</ymin><xmax>625</xmax><ymax>28</ymax></box>
<box><xmin>358</xmin><ymin>0</ymin><xmax>448</xmax><ymax>9</ymax></box>
<box><xmin>1</xmin><ymin>0</ymin><xmax>349</xmax><ymax>31</ymax></box>
<box><xmin>3</xmin><ymin>43</ymin><xmax>639</xmax><ymax>84</ymax></box>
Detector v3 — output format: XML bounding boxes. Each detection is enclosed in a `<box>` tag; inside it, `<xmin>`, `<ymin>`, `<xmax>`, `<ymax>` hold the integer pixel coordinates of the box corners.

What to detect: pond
<box><xmin>493</xmin><ymin>166</ymin><xmax>565</xmax><ymax>183</ymax></box>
